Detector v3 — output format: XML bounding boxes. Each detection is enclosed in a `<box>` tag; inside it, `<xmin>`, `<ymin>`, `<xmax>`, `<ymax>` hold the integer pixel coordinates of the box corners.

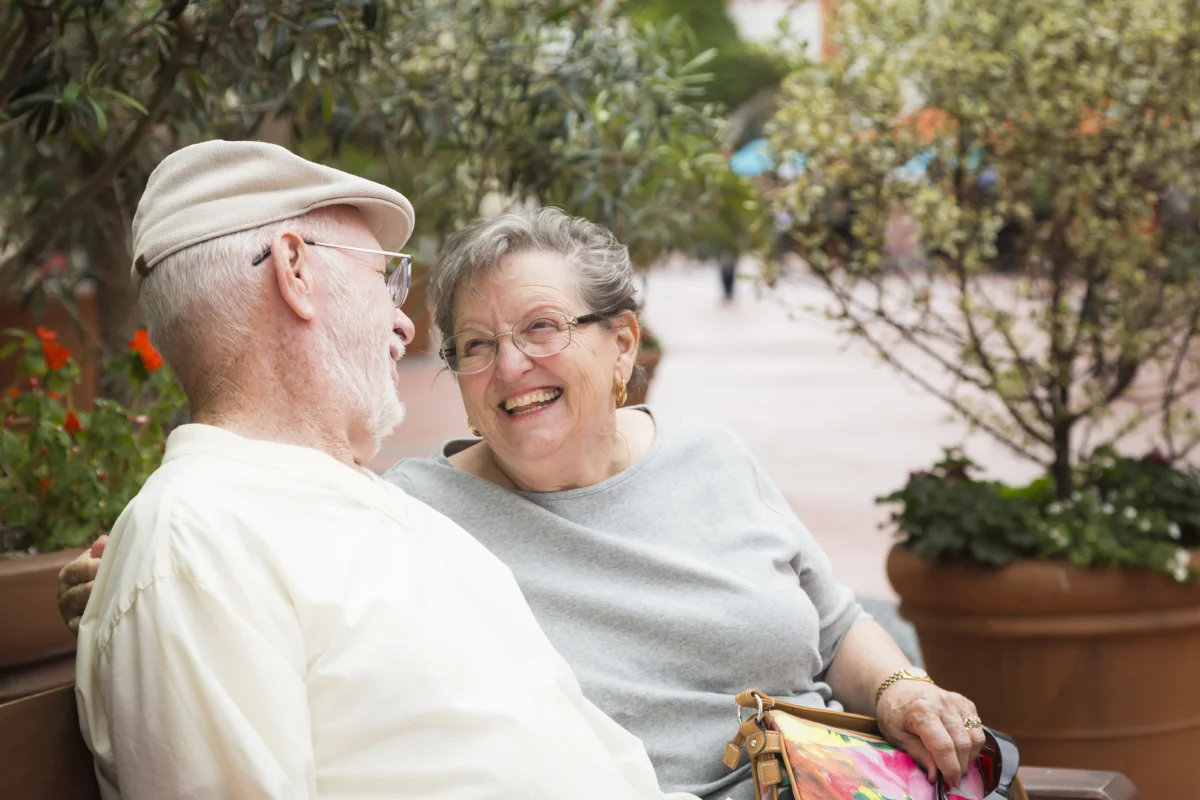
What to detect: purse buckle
<box><xmin>736</xmin><ymin>690</ymin><xmax>766</xmax><ymax>724</ymax></box>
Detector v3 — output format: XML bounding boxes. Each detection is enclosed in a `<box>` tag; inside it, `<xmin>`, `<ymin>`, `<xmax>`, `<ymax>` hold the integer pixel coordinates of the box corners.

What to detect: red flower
<box><xmin>47</xmin><ymin>391</ymin><xmax>60</xmax><ymax>400</ymax></box>
<box><xmin>38</xmin><ymin>476</ymin><xmax>52</xmax><ymax>497</ymax></box>
<box><xmin>6</xmin><ymin>388</ymin><xmax>18</xmax><ymax>400</ymax></box>
<box><xmin>36</xmin><ymin>327</ymin><xmax>71</xmax><ymax>370</ymax></box>
<box><xmin>129</xmin><ymin>329</ymin><xmax>164</xmax><ymax>372</ymax></box>
<box><xmin>64</xmin><ymin>410</ymin><xmax>83</xmax><ymax>435</ymax></box>
<box><xmin>39</xmin><ymin>252</ymin><xmax>69</xmax><ymax>277</ymax></box>
<box><xmin>44</xmin><ymin>341</ymin><xmax>71</xmax><ymax>371</ymax></box>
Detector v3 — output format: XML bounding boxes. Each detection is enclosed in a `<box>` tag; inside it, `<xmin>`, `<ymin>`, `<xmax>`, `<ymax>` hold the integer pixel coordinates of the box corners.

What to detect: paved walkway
<box><xmin>370</xmin><ymin>257</ymin><xmax>1177</xmax><ymax>603</ymax></box>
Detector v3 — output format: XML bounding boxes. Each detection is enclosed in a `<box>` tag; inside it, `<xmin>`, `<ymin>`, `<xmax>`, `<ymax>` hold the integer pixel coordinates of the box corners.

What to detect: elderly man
<box><xmin>73</xmin><ymin>140</ymin><xmax>697</xmax><ymax>800</ymax></box>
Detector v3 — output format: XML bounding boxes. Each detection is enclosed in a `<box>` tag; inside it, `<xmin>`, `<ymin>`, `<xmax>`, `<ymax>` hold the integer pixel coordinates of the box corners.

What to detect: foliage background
<box><xmin>766</xmin><ymin>0</ymin><xmax>1200</xmax><ymax>498</ymax></box>
<box><xmin>0</xmin><ymin>0</ymin><xmax>735</xmax><ymax>360</ymax></box>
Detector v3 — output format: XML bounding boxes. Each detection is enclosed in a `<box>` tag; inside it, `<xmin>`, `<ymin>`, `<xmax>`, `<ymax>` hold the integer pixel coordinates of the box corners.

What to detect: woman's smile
<box><xmin>501</xmin><ymin>387</ymin><xmax>564</xmax><ymax>417</ymax></box>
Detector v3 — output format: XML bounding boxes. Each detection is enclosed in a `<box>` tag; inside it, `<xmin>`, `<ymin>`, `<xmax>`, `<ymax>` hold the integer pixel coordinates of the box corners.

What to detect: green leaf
<box><xmin>87</xmin><ymin>98</ymin><xmax>108</xmax><ymax>139</ymax></box>
<box><xmin>306</xmin><ymin>15</ymin><xmax>341</xmax><ymax>32</ymax></box>
<box><xmin>680</xmin><ymin>47</ymin><xmax>719</xmax><ymax>73</ymax></box>
<box><xmin>61</xmin><ymin>81</ymin><xmax>82</xmax><ymax>114</ymax></box>
<box><xmin>291</xmin><ymin>46</ymin><xmax>305</xmax><ymax>85</ymax></box>
<box><xmin>98</xmin><ymin>88</ymin><xmax>149</xmax><ymax>115</ymax></box>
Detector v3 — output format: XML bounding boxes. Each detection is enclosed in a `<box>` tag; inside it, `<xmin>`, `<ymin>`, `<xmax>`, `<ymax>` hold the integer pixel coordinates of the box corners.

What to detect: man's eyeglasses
<box><xmin>439</xmin><ymin>310</ymin><xmax>607</xmax><ymax>375</ymax></box>
<box><xmin>251</xmin><ymin>240</ymin><xmax>413</xmax><ymax>307</ymax></box>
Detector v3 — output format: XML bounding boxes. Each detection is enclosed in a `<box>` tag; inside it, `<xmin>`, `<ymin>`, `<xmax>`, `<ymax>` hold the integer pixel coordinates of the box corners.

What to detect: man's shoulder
<box><xmin>121</xmin><ymin>453</ymin><xmax>270</xmax><ymax>539</ymax></box>
<box><xmin>100</xmin><ymin>455</ymin><xmax>305</xmax><ymax>596</ymax></box>
<box><xmin>85</xmin><ymin>458</ymin><xmax>299</xmax><ymax>648</ymax></box>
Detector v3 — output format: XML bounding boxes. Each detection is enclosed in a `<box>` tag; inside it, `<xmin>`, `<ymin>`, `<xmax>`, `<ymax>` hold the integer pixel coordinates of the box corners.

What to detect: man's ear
<box><xmin>271</xmin><ymin>230</ymin><xmax>317</xmax><ymax>321</ymax></box>
<box><xmin>612</xmin><ymin>311</ymin><xmax>640</xmax><ymax>383</ymax></box>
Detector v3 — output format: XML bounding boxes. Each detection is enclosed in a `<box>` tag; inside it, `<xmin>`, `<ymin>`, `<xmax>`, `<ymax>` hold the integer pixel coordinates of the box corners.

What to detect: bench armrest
<box><xmin>1020</xmin><ymin>766</ymin><xmax>1139</xmax><ymax>800</ymax></box>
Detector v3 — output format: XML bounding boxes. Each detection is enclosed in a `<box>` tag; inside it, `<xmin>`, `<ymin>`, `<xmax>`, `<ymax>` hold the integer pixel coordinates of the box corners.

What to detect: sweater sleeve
<box><xmin>750</xmin><ymin>456</ymin><xmax>870</xmax><ymax>672</ymax></box>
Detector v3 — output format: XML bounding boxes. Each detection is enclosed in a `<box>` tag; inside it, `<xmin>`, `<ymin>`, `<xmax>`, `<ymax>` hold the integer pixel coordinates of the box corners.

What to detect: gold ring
<box><xmin>963</xmin><ymin>715</ymin><xmax>983</xmax><ymax>730</ymax></box>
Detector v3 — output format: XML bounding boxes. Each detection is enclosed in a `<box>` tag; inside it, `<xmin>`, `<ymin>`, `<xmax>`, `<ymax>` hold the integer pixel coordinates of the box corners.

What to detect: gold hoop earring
<box><xmin>467</xmin><ymin>418</ymin><xmax>481</xmax><ymax>437</ymax></box>
<box><xmin>614</xmin><ymin>377</ymin><xmax>628</xmax><ymax>407</ymax></box>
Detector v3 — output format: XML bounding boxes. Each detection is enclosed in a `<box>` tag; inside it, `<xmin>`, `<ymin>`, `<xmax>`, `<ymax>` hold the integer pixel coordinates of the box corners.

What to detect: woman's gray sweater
<box><xmin>384</xmin><ymin>406</ymin><xmax>866</xmax><ymax>800</ymax></box>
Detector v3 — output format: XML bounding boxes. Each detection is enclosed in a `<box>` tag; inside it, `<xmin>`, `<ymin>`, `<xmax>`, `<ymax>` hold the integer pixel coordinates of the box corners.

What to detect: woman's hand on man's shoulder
<box><xmin>57</xmin><ymin>535</ymin><xmax>107</xmax><ymax>635</ymax></box>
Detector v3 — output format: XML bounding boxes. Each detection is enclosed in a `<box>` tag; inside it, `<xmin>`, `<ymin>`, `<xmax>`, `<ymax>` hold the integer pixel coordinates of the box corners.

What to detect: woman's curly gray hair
<box><xmin>428</xmin><ymin>207</ymin><xmax>644</xmax><ymax>382</ymax></box>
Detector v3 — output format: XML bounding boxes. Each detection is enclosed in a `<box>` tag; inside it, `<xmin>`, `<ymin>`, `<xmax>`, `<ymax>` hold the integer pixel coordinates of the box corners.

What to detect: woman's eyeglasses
<box><xmin>439</xmin><ymin>310</ymin><xmax>607</xmax><ymax>375</ymax></box>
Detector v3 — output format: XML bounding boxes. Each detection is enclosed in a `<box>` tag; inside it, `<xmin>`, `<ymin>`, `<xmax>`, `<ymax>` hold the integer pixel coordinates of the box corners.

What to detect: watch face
<box><xmin>908</xmin><ymin>668</ymin><xmax>929</xmax><ymax>679</ymax></box>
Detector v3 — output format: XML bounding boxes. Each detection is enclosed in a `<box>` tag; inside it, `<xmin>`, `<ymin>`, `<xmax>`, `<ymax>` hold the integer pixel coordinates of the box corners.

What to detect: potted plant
<box><xmin>627</xmin><ymin>326</ymin><xmax>663</xmax><ymax>406</ymax></box>
<box><xmin>0</xmin><ymin>327</ymin><xmax>185</xmax><ymax>702</ymax></box>
<box><xmin>879</xmin><ymin>450</ymin><xmax>1200</xmax><ymax>798</ymax></box>
<box><xmin>765</xmin><ymin>0</ymin><xmax>1200</xmax><ymax>794</ymax></box>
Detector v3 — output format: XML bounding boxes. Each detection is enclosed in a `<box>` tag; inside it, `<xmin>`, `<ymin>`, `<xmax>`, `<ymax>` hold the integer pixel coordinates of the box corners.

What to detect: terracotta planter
<box><xmin>403</xmin><ymin>270</ymin><xmax>437</xmax><ymax>359</ymax></box>
<box><xmin>888</xmin><ymin>545</ymin><xmax>1200</xmax><ymax>800</ymax></box>
<box><xmin>627</xmin><ymin>345</ymin><xmax>662</xmax><ymax>406</ymax></box>
<box><xmin>0</xmin><ymin>549</ymin><xmax>84</xmax><ymax>703</ymax></box>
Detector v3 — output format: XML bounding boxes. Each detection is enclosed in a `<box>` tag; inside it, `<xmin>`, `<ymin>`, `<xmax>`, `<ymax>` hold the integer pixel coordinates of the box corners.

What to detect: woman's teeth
<box><xmin>504</xmin><ymin>388</ymin><xmax>563</xmax><ymax>415</ymax></box>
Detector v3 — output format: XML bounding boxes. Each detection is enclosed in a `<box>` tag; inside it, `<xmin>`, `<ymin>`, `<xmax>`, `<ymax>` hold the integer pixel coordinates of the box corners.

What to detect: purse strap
<box><xmin>734</xmin><ymin>688</ymin><xmax>883</xmax><ymax>736</ymax></box>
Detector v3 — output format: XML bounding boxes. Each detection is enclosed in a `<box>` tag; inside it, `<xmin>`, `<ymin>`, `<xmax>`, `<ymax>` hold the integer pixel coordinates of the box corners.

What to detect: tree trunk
<box><xmin>90</xmin><ymin>188</ymin><xmax>141</xmax><ymax>398</ymax></box>
<box><xmin>1052</xmin><ymin>421</ymin><xmax>1073</xmax><ymax>500</ymax></box>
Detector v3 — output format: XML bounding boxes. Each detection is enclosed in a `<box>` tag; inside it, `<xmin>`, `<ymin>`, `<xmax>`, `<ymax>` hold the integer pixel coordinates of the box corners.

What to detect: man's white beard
<box><xmin>322</xmin><ymin>273</ymin><xmax>406</xmax><ymax>459</ymax></box>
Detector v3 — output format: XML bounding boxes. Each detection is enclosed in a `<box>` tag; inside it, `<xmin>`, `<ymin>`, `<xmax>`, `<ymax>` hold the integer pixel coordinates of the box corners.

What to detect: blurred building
<box><xmin>725</xmin><ymin>0</ymin><xmax>832</xmax><ymax>61</ymax></box>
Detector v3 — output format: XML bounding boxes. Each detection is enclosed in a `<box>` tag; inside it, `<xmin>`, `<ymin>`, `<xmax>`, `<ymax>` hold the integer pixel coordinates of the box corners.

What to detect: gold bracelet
<box><xmin>874</xmin><ymin>667</ymin><xmax>933</xmax><ymax>707</ymax></box>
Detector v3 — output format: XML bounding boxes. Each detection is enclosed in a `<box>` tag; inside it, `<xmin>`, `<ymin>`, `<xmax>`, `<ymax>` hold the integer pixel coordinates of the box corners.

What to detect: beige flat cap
<box><xmin>130</xmin><ymin>139</ymin><xmax>415</xmax><ymax>288</ymax></box>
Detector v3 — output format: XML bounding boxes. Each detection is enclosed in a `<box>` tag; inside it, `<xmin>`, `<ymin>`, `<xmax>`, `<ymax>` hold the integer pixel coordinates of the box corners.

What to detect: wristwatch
<box><xmin>874</xmin><ymin>667</ymin><xmax>934</xmax><ymax>707</ymax></box>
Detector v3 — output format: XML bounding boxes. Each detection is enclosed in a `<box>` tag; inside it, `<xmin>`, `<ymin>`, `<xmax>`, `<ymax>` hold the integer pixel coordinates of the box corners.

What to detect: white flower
<box><xmin>1123</xmin><ymin>507</ymin><xmax>1138</xmax><ymax>520</ymax></box>
<box><xmin>1050</xmin><ymin>528</ymin><xmax>1070</xmax><ymax>548</ymax></box>
<box><xmin>1047</xmin><ymin>502</ymin><xmax>1064</xmax><ymax>515</ymax></box>
<box><xmin>1171</xmin><ymin>549</ymin><xmax>1191</xmax><ymax>583</ymax></box>
<box><xmin>1071</xmin><ymin>492</ymin><xmax>1082</xmax><ymax>503</ymax></box>
<box><xmin>1139</xmin><ymin>519</ymin><xmax>1152</xmax><ymax>532</ymax></box>
<box><xmin>1168</xmin><ymin>523</ymin><xmax>1182</xmax><ymax>541</ymax></box>
<box><xmin>1102</xmin><ymin>503</ymin><xmax>1115</xmax><ymax>515</ymax></box>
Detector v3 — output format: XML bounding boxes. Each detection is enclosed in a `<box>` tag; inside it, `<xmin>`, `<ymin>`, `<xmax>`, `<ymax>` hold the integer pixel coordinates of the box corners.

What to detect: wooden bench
<box><xmin>0</xmin><ymin>684</ymin><xmax>101</xmax><ymax>800</ymax></box>
<box><xmin>0</xmin><ymin>684</ymin><xmax>1140</xmax><ymax>799</ymax></box>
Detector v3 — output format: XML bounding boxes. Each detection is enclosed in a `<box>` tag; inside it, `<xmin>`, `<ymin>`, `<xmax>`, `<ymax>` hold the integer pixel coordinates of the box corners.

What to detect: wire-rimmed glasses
<box><xmin>251</xmin><ymin>240</ymin><xmax>413</xmax><ymax>307</ymax></box>
<box><xmin>439</xmin><ymin>310</ymin><xmax>606</xmax><ymax>375</ymax></box>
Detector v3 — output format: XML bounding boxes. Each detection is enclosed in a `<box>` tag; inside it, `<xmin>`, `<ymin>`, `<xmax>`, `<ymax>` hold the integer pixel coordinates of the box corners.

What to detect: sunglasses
<box><xmin>936</xmin><ymin>727</ymin><xmax>1020</xmax><ymax>800</ymax></box>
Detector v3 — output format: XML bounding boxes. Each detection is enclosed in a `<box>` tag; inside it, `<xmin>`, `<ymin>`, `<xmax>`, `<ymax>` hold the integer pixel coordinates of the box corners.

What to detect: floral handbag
<box><xmin>723</xmin><ymin>689</ymin><xmax>1025</xmax><ymax>800</ymax></box>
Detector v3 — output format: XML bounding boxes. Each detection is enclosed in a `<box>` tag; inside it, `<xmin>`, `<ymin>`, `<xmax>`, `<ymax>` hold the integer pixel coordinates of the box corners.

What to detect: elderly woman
<box><xmin>61</xmin><ymin>208</ymin><xmax>984</xmax><ymax>800</ymax></box>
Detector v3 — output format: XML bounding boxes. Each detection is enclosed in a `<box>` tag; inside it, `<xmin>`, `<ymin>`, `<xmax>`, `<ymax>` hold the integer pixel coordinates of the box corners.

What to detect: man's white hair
<box><xmin>138</xmin><ymin>207</ymin><xmax>348</xmax><ymax>380</ymax></box>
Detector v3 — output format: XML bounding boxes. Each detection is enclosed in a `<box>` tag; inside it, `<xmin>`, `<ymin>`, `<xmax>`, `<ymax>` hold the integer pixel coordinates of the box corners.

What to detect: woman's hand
<box><xmin>57</xmin><ymin>535</ymin><xmax>107</xmax><ymax>635</ymax></box>
<box><xmin>876</xmin><ymin>679</ymin><xmax>986</xmax><ymax>790</ymax></box>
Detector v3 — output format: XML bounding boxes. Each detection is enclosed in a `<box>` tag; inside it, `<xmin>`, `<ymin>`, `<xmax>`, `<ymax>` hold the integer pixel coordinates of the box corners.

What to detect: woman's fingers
<box><xmin>949</xmin><ymin>692</ymin><xmax>988</xmax><ymax>766</ymax></box>
<box><xmin>58</xmin><ymin>551</ymin><xmax>100</xmax><ymax>595</ymax></box>
<box><xmin>907</xmin><ymin>712</ymin><xmax>964</xmax><ymax>787</ymax></box>
<box><xmin>89</xmin><ymin>534</ymin><xmax>109</xmax><ymax>558</ymax></box>
<box><xmin>57</xmin><ymin>549</ymin><xmax>102</xmax><ymax>629</ymax></box>
<box><xmin>937</xmin><ymin>709</ymin><xmax>976</xmax><ymax>783</ymax></box>
<box><xmin>61</xmin><ymin>581</ymin><xmax>94</xmax><ymax>634</ymax></box>
<box><xmin>877</xmin><ymin>682</ymin><xmax>990</xmax><ymax>788</ymax></box>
